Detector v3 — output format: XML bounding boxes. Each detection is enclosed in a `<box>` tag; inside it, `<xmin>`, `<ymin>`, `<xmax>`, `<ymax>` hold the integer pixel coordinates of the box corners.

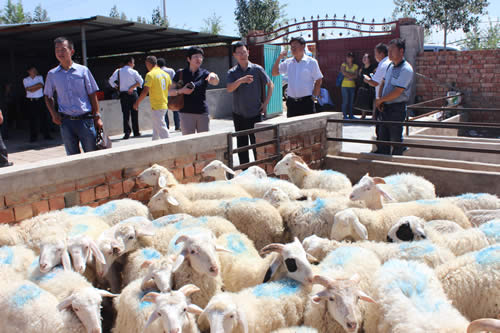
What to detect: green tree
<box><xmin>109</xmin><ymin>5</ymin><xmax>119</xmax><ymax>18</ymax></box>
<box><xmin>483</xmin><ymin>19</ymin><xmax>500</xmax><ymax>49</ymax></box>
<box><xmin>393</xmin><ymin>0</ymin><xmax>489</xmax><ymax>49</ymax></box>
<box><xmin>1</xmin><ymin>0</ymin><xmax>28</xmax><ymax>24</ymax></box>
<box><xmin>464</xmin><ymin>19</ymin><xmax>499</xmax><ymax>49</ymax></box>
<box><xmin>464</xmin><ymin>25</ymin><xmax>482</xmax><ymax>49</ymax></box>
<box><xmin>31</xmin><ymin>3</ymin><xmax>48</xmax><ymax>22</ymax></box>
<box><xmin>201</xmin><ymin>13</ymin><xmax>223</xmax><ymax>35</ymax></box>
<box><xmin>234</xmin><ymin>0</ymin><xmax>282</xmax><ymax>36</ymax></box>
<box><xmin>151</xmin><ymin>6</ymin><xmax>168</xmax><ymax>26</ymax></box>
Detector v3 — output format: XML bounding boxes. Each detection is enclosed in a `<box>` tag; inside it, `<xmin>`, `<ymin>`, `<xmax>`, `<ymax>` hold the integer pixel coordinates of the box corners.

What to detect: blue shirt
<box><xmin>44</xmin><ymin>62</ymin><xmax>99</xmax><ymax>116</ymax></box>
<box><xmin>173</xmin><ymin>67</ymin><xmax>210</xmax><ymax>114</ymax></box>
<box><xmin>381</xmin><ymin>59</ymin><xmax>414</xmax><ymax>104</ymax></box>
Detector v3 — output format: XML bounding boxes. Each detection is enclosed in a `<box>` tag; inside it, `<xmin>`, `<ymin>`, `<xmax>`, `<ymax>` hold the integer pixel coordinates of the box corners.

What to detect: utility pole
<box><xmin>162</xmin><ymin>0</ymin><xmax>166</xmax><ymax>22</ymax></box>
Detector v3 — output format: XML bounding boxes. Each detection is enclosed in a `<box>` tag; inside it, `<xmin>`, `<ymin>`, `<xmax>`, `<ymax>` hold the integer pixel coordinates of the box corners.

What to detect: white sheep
<box><xmin>148</xmin><ymin>186</ymin><xmax>285</xmax><ymax>250</ymax></box>
<box><xmin>194</xmin><ymin>278</ymin><xmax>313</xmax><ymax>333</ymax></box>
<box><xmin>436</xmin><ymin>245</ymin><xmax>500</xmax><ymax>321</ymax></box>
<box><xmin>217</xmin><ymin>233</ymin><xmax>316</xmax><ymax>292</ymax></box>
<box><xmin>121</xmin><ymin>247</ymin><xmax>164</xmax><ymax>288</ymax></box>
<box><xmin>27</xmin><ymin>267</ymin><xmax>117</xmax><ymax>333</ymax></box>
<box><xmin>330</xmin><ymin>200</ymin><xmax>471</xmax><ymax>242</ymax></box>
<box><xmin>274</xmin><ymin>153</ymin><xmax>352</xmax><ymax>195</ymax></box>
<box><xmin>302</xmin><ymin>235</ymin><xmax>456</xmax><ymax>268</ymax></box>
<box><xmin>349</xmin><ymin>173</ymin><xmax>436</xmax><ymax>209</ymax></box>
<box><xmin>366</xmin><ymin>259</ymin><xmax>470</xmax><ymax>333</ymax></box>
<box><xmin>467</xmin><ymin>209</ymin><xmax>500</xmax><ymax>227</ymax></box>
<box><xmin>387</xmin><ymin>216</ymin><xmax>499</xmax><ymax>256</ymax></box>
<box><xmin>304</xmin><ymin>246</ymin><xmax>379</xmax><ymax>333</ymax></box>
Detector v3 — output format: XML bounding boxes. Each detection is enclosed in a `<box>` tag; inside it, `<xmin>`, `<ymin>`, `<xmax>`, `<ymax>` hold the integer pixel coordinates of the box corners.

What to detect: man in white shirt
<box><xmin>23</xmin><ymin>65</ymin><xmax>52</xmax><ymax>142</ymax></box>
<box><xmin>157</xmin><ymin>57</ymin><xmax>180</xmax><ymax>131</ymax></box>
<box><xmin>272</xmin><ymin>37</ymin><xmax>323</xmax><ymax>118</ymax></box>
<box><xmin>108</xmin><ymin>56</ymin><xmax>144</xmax><ymax>139</ymax></box>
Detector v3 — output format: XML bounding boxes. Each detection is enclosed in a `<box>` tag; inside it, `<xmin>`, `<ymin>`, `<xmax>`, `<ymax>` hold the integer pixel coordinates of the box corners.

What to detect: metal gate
<box><xmin>263</xmin><ymin>44</ymin><xmax>283</xmax><ymax>117</ymax></box>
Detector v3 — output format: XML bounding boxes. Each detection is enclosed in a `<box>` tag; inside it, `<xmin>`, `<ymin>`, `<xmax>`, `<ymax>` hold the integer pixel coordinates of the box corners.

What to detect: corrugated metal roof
<box><xmin>0</xmin><ymin>15</ymin><xmax>239</xmax><ymax>57</ymax></box>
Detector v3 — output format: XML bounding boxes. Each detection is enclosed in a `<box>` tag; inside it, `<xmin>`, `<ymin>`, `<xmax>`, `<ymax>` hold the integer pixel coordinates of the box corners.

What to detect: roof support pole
<box><xmin>81</xmin><ymin>25</ymin><xmax>88</xmax><ymax>67</ymax></box>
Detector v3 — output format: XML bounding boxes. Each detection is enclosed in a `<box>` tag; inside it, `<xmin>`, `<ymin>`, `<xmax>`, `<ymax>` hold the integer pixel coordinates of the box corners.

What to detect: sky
<box><xmin>14</xmin><ymin>0</ymin><xmax>500</xmax><ymax>46</ymax></box>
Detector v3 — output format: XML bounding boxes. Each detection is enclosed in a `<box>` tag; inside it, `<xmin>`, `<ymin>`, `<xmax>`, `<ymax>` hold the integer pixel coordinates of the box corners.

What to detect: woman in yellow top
<box><xmin>340</xmin><ymin>52</ymin><xmax>359</xmax><ymax>119</ymax></box>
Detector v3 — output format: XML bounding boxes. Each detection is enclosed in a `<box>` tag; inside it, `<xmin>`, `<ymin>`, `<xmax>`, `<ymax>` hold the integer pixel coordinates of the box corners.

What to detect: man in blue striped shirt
<box><xmin>44</xmin><ymin>36</ymin><xmax>103</xmax><ymax>155</ymax></box>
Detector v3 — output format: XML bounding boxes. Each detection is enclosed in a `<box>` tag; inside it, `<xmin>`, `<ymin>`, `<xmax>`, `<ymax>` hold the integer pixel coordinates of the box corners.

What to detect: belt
<box><xmin>60</xmin><ymin>112</ymin><xmax>93</xmax><ymax>120</ymax></box>
<box><xmin>27</xmin><ymin>97</ymin><xmax>43</xmax><ymax>102</ymax></box>
<box><xmin>287</xmin><ymin>96</ymin><xmax>312</xmax><ymax>102</ymax></box>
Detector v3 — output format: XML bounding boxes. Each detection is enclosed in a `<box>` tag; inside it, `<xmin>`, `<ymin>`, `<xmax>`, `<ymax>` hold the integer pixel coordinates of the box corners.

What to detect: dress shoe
<box><xmin>0</xmin><ymin>162</ymin><xmax>13</xmax><ymax>168</ymax></box>
<box><xmin>134</xmin><ymin>132</ymin><xmax>141</xmax><ymax>137</ymax></box>
<box><xmin>122</xmin><ymin>133</ymin><xmax>130</xmax><ymax>140</ymax></box>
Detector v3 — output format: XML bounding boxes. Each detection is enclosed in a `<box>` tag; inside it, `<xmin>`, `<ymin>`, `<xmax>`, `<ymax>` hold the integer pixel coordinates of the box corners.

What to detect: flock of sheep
<box><xmin>0</xmin><ymin>152</ymin><xmax>499</xmax><ymax>333</ymax></box>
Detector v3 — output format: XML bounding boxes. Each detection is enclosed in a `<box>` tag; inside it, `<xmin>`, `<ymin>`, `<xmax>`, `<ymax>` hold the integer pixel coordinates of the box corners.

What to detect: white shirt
<box><xmin>23</xmin><ymin>75</ymin><xmax>44</xmax><ymax>98</ymax></box>
<box><xmin>108</xmin><ymin>65</ymin><xmax>144</xmax><ymax>92</ymax></box>
<box><xmin>161</xmin><ymin>66</ymin><xmax>176</xmax><ymax>81</ymax></box>
<box><xmin>279</xmin><ymin>54</ymin><xmax>323</xmax><ymax>98</ymax></box>
<box><xmin>372</xmin><ymin>56</ymin><xmax>391</xmax><ymax>98</ymax></box>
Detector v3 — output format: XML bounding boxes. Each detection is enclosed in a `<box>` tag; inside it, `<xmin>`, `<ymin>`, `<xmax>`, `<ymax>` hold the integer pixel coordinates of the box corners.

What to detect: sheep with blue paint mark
<box><xmin>148</xmin><ymin>185</ymin><xmax>285</xmax><ymax>249</ymax></box>
<box><xmin>388</xmin><ymin>216</ymin><xmax>499</xmax><ymax>256</ymax></box>
<box><xmin>436</xmin><ymin>245</ymin><xmax>500</xmax><ymax>321</ymax></box>
<box><xmin>331</xmin><ymin>201</ymin><xmax>471</xmax><ymax>242</ymax></box>
<box><xmin>304</xmin><ymin>247</ymin><xmax>379</xmax><ymax>333</ymax></box>
<box><xmin>217</xmin><ymin>234</ymin><xmax>316</xmax><ymax>292</ymax></box>
<box><xmin>467</xmin><ymin>209</ymin><xmax>500</xmax><ymax>227</ymax></box>
<box><xmin>274</xmin><ymin>153</ymin><xmax>352</xmax><ymax>195</ymax></box>
<box><xmin>194</xmin><ymin>277</ymin><xmax>314</xmax><ymax>333</ymax></box>
<box><xmin>349</xmin><ymin>173</ymin><xmax>436</xmax><ymax>210</ymax></box>
<box><xmin>302</xmin><ymin>235</ymin><xmax>456</xmax><ymax>268</ymax></box>
<box><xmin>366</xmin><ymin>259</ymin><xmax>471</xmax><ymax>333</ymax></box>
<box><xmin>121</xmin><ymin>247</ymin><xmax>164</xmax><ymax>288</ymax></box>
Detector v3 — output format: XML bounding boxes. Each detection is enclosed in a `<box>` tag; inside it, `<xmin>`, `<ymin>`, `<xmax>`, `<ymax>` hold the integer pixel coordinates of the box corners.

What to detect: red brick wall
<box><xmin>415</xmin><ymin>50</ymin><xmax>500</xmax><ymax>122</ymax></box>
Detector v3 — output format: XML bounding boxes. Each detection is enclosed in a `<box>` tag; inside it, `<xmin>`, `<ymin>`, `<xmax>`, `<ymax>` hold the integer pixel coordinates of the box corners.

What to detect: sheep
<box><xmin>0</xmin><ymin>277</ymin><xmax>89</xmax><ymax>333</ymax></box>
<box><xmin>195</xmin><ymin>278</ymin><xmax>313</xmax><ymax>333</ymax></box>
<box><xmin>302</xmin><ymin>235</ymin><xmax>456</xmax><ymax>268</ymax></box>
<box><xmin>330</xmin><ymin>200</ymin><xmax>471</xmax><ymax>242</ymax></box>
<box><xmin>348</xmin><ymin>173</ymin><xmax>436</xmax><ymax>209</ymax></box>
<box><xmin>148</xmin><ymin>186</ymin><xmax>284</xmax><ymax>249</ymax></box>
<box><xmin>435</xmin><ymin>245</ymin><xmax>500</xmax><ymax>321</ymax></box>
<box><xmin>0</xmin><ymin>245</ymin><xmax>36</xmax><ymax>279</ymax></box>
<box><xmin>366</xmin><ymin>259</ymin><xmax>470</xmax><ymax>333</ymax></box>
<box><xmin>27</xmin><ymin>267</ymin><xmax>117</xmax><ymax>333</ymax></box>
<box><xmin>141</xmin><ymin>285</ymin><xmax>202</xmax><ymax>333</ymax></box>
<box><xmin>139</xmin><ymin>255</ymin><xmax>177</xmax><ymax>293</ymax></box>
<box><xmin>217</xmin><ymin>233</ymin><xmax>316</xmax><ymax>292</ymax></box>
<box><xmin>271</xmin><ymin>327</ymin><xmax>318</xmax><ymax>333</ymax></box>
<box><xmin>304</xmin><ymin>246</ymin><xmax>379</xmax><ymax>333</ymax></box>
<box><xmin>63</xmin><ymin>198</ymin><xmax>151</xmax><ymax>226</ymax></box>
<box><xmin>121</xmin><ymin>247</ymin><xmax>163</xmax><ymax>288</ymax></box>
<box><xmin>274</xmin><ymin>152</ymin><xmax>352</xmax><ymax>195</ymax></box>
<box><xmin>387</xmin><ymin>216</ymin><xmax>499</xmax><ymax>256</ymax></box>
<box><xmin>467</xmin><ymin>209</ymin><xmax>500</xmax><ymax>227</ymax></box>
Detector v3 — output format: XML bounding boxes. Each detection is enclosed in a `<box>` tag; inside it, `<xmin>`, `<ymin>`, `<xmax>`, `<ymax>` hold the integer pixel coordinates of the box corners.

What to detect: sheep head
<box><xmin>140</xmin><ymin>255</ymin><xmax>176</xmax><ymax>292</ymax></box>
<box><xmin>311</xmin><ymin>274</ymin><xmax>376</xmax><ymax>333</ymax></box>
<box><xmin>67</xmin><ymin>235</ymin><xmax>106</xmax><ymax>274</ymax></box>
<box><xmin>137</xmin><ymin>164</ymin><xmax>178</xmax><ymax>187</ymax></box>
<box><xmin>331</xmin><ymin>209</ymin><xmax>368</xmax><ymax>241</ymax></box>
<box><xmin>349</xmin><ymin>173</ymin><xmax>393</xmax><ymax>205</ymax></box>
<box><xmin>201</xmin><ymin>160</ymin><xmax>235</xmax><ymax>181</ymax></box>
<box><xmin>197</xmin><ymin>293</ymin><xmax>249</xmax><ymax>333</ymax></box>
<box><xmin>39</xmin><ymin>238</ymin><xmax>72</xmax><ymax>273</ymax></box>
<box><xmin>387</xmin><ymin>216</ymin><xmax>427</xmax><ymax>243</ymax></box>
<box><xmin>273</xmin><ymin>153</ymin><xmax>309</xmax><ymax>176</ymax></box>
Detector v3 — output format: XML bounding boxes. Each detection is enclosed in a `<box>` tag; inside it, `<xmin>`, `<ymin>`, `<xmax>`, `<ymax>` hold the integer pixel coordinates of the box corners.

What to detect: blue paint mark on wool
<box><xmin>94</xmin><ymin>202</ymin><xmax>117</xmax><ymax>216</ymax></box>
<box><xmin>141</xmin><ymin>248</ymin><xmax>161</xmax><ymax>260</ymax></box>
<box><xmin>173</xmin><ymin>216</ymin><xmax>208</xmax><ymax>230</ymax></box>
<box><xmin>456</xmin><ymin>193</ymin><xmax>487</xmax><ymax>200</ymax></box>
<box><xmin>152</xmin><ymin>214</ymin><xmax>187</xmax><ymax>228</ymax></box>
<box><xmin>69</xmin><ymin>224</ymin><xmax>89</xmax><ymax>237</ymax></box>
<box><xmin>321</xmin><ymin>170</ymin><xmax>342</xmax><ymax>176</ymax></box>
<box><xmin>10</xmin><ymin>284</ymin><xmax>43</xmax><ymax>308</ymax></box>
<box><xmin>399</xmin><ymin>241</ymin><xmax>435</xmax><ymax>258</ymax></box>
<box><xmin>479</xmin><ymin>220</ymin><xmax>500</xmax><ymax>242</ymax></box>
<box><xmin>320</xmin><ymin>247</ymin><xmax>363</xmax><ymax>271</ymax></box>
<box><xmin>224</xmin><ymin>234</ymin><xmax>247</xmax><ymax>254</ymax></box>
<box><xmin>0</xmin><ymin>246</ymin><xmax>14</xmax><ymax>265</ymax></box>
<box><xmin>29</xmin><ymin>257</ymin><xmax>39</xmax><ymax>268</ymax></box>
<box><xmin>32</xmin><ymin>266</ymin><xmax>63</xmax><ymax>282</ymax></box>
<box><xmin>64</xmin><ymin>205</ymin><xmax>93</xmax><ymax>215</ymax></box>
<box><xmin>475</xmin><ymin>245</ymin><xmax>500</xmax><ymax>266</ymax></box>
<box><xmin>307</xmin><ymin>198</ymin><xmax>325</xmax><ymax>214</ymax></box>
<box><xmin>415</xmin><ymin>199</ymin><xmax>440</xmax><ymax>205</ymax></box>
<box><xmin>138</xmin><ymin>289</ymin><xmax>155</xmax><ymax>311</ymax></box>
<box><xmin>252</xmin><ymin>278</ymin><xmax>301</xmax><ymax>298</ymax></box>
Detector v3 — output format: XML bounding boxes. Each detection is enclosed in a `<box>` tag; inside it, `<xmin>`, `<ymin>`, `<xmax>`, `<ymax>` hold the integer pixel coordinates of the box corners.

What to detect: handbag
<box><xmin>96</xmin><ymin>127</ymin><xmax>112</xmax><ymax>150</ymax></box>
<box><xmin>168</xmin><ymin>69</ymin><xmax>184</xmax><ymax>111</ymax></box>
<box><xmin>336</xmin><ymin>72</ymin><xmax>344</xmax><ymax>87</ymax></box>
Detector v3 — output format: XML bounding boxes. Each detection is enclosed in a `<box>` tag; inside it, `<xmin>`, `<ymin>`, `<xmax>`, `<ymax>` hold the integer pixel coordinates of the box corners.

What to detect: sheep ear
<box><xmin>179</xmin><ymin>284</ymin><xmax>200</xmax><ymax>297</ymax></box>
<box><xmin>306</xmin><ymin>253</ymin><xmax>319</xmax><ymax>264</ymax></box>
<box><xmin>372</xmin><ymin>177</ymin><xmax>386</xmax><ymax>185</ymax></box>
<box><xmin>237</xmin><ymin>309</ymin><xmax>249</xmax><ymax>333</ymax></box>
<box><xmin>89</xmin><ymin>239</ymin><xmax>106</xmax><ymax>265</ymax></box>
<box><xmin>311</xmin><ymin>290</ymin><xmax>329</xmax><ymax>304</ymax></box>
<box><xmin>158</xmin><ymin>175</ymin><xmax>167</xmax><ymax>188</ymax></box>
<box><xmin>357</xmin><ymin>290</ymin><xmax>376</xmax><ymax>303</ymax></box>
<box><xmin>375</xmin><ymin>184</ymin><xmax>393</xmax><ymax>201</ymax></box>
<box><xmin>98</xmin><ymin>289</ymin><xmax>118</xmax><ymax>298</ymax></box>
<box><xmin>187</xmin><ymin>304</ymin><xmax>204</xmax><ymax>315</ymax></box>
<box><xmin>57</xmin><ymin>295</ymin><xmax>74</xmax><ymax>311</ymax></box>
<box><xmin>222</xmin><ymin>164</ymin><xmax>235</xmax><ymax>175</ymax></box>
<box><xmin>62</xmin><ymin>250</ymin><xmax>73</xmax><ymax>271</ymax></box>
<box><xmin>141</xmin><ymin>270</ymin><xmax>154</xmax><ymax>290</ymax></box>
<box><xmin>350</xmin><ymin>273</ymin><xmax>361</xmax><ymax>283</ymax></box>
<box><xmin>263</xmin><ymin>255</ymin><xmax>282</xmax><ymax>283</ymax></box>
<box><xmin>136</xmin><ymin>223</ymin><xmax>155</xmax><ymax>237</ymax></box>
<box><xmin>353</xmin><ymin>219</ymin><xmax>369</xmax><ymax>240</ymax></box>
<box><xmin>215</xmin><ymin>245</ymin><xmax>233</xmax><ymax>253</ymax></box>
<box><xmin>415</xmin><ymin>225</ymin><xmax>427</xmax><ymax>239</ymax></box>
<box><xmin>144</xmin><ymin>311</ymin><xmax>161</xmax><ymax>329</ymax></box>
<box><xmin>140</xmin><ymin>260</ymin><xmax>153</xmax><ymax>270</ymax></box>
<box><xmin>167</xmin><ymin>194</ymin><xmax>179</xmax><ymax>206</ymax></box>
<box><xmin>260</xmin><ymin>243</ymin><xmax>285</xmax><ymax>256</ymax></box>
<box><xmin>142</xmin><ymin>291</ymin><xmax>160</xmax><ymax>303</ymax></box>
<box><xmin>294</xmin><ymin>160</ymin><xmax>309</xmax><ymax>171</ymax></box>
<box><xmin>172</xmin><ymin>251</ymin><xmax>186</xmax><ymax>272</ymax></box>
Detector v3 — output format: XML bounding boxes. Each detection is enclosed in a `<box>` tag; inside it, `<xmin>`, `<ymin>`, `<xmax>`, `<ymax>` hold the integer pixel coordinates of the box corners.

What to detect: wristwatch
<box><xmin>93</xmin><ymin>113</ymin><xmax>101</xmax><ymax>119</ymax></box>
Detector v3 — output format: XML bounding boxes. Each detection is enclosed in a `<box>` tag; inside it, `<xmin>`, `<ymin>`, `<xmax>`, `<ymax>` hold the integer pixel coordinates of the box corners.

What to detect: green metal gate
<box><xmin>263</xmin><ymin>44</ymin><xmax>283</xmax><ymax>117</ymax></box>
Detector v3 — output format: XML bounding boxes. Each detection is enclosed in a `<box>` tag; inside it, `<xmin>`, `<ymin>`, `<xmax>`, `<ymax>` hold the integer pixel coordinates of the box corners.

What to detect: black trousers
<box><xmin>0</xmin><ymin>129</ymin><xmax>8</xmax><ymax>166</ymax></box>
<box><xmin>27</xmin><ymin>98</ymin><xmax>50</xmax><ymax>140</ymax></box>
<box><xmin>377</xmin><ymin>102</ymin><xmax>407</xmax><ymax>155</ymax></box>
<box><xmin>286</xmin><ymin>96</ymin><xmax>315</xmax><ymax>118</ymax></box>
<box><xmin>120</xmin><ymin>92</ymin><xmax>140</xmax><ymax>135</ymax></box>
<box><xmin>232</xmin><ymin>112</ymin><xmax>261</xmax><ymax>166</ymax></box>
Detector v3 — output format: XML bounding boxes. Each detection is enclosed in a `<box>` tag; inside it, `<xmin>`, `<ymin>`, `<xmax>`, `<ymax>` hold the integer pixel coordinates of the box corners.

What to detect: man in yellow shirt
<box><xmin>134</xmin><ymin>56</ymin><xmax>171</xmax><ymax>140</ymax></box>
